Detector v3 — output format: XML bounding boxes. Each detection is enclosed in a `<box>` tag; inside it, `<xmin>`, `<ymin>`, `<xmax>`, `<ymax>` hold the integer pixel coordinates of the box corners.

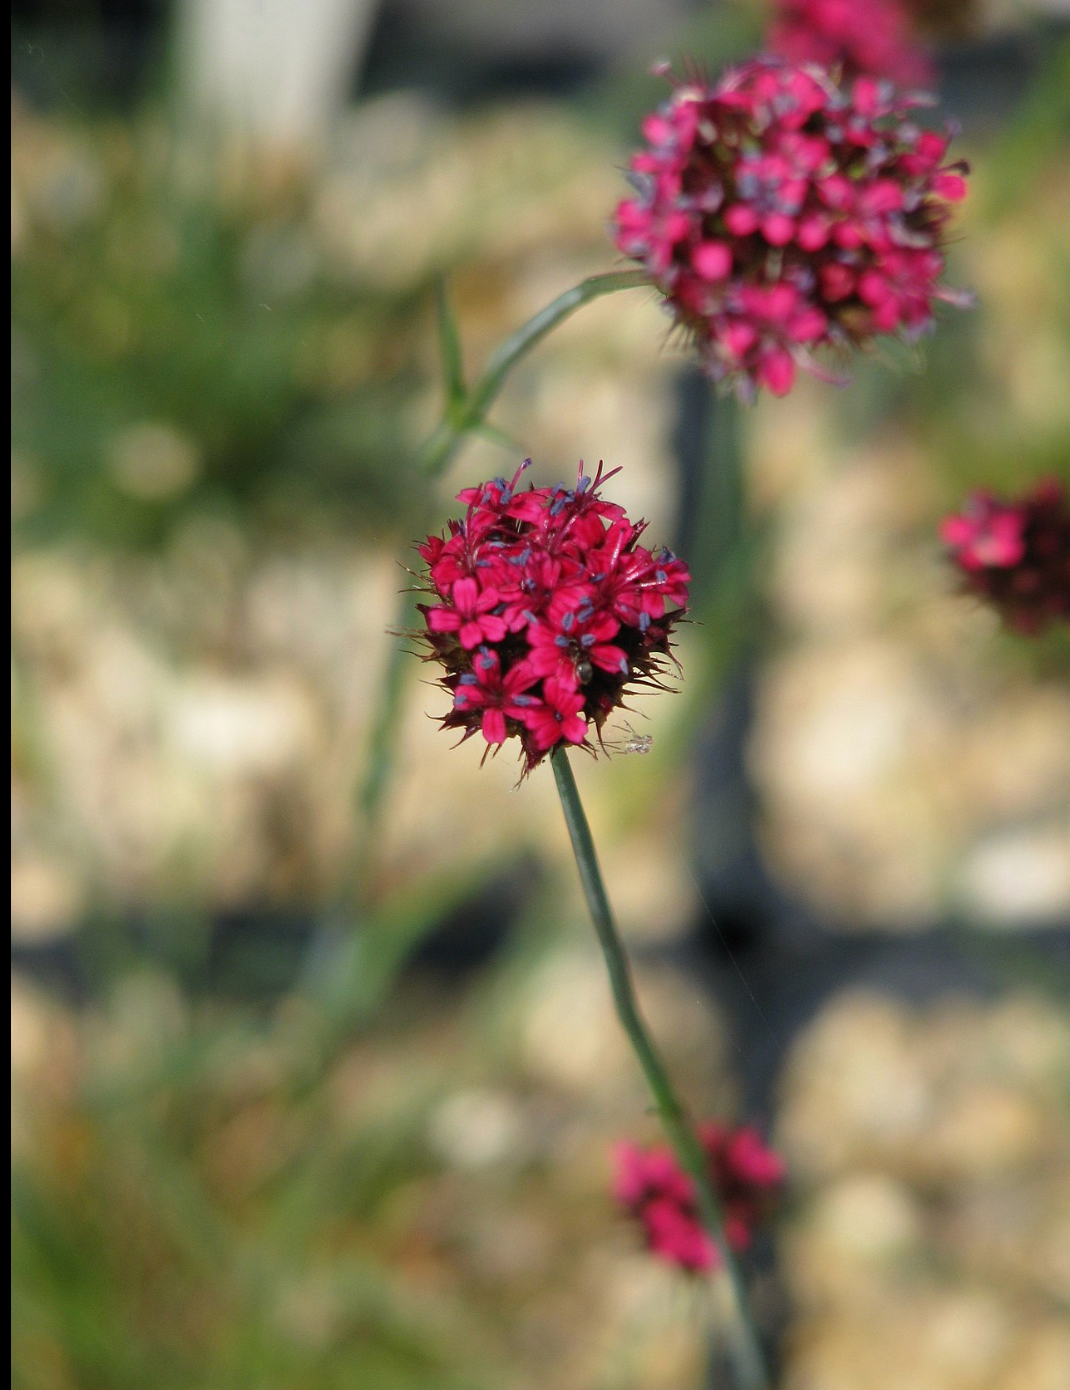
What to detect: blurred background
<box><xmin>10</xmin><ymin>2</ymin><xmax>1070</xmax><ymax>1388</ymax></box>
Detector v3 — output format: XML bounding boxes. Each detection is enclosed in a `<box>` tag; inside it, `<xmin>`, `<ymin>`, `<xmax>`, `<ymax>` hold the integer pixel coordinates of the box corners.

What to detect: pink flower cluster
<box><xmin>613</xmin><ymin>1124</ymin><xmax>785</xmax><ymax>1273</ymax></box>
<box><xmin>613</xmin><ymin>59</ymin><xmax>968</xmax><ymax>398</ymax></box>
<box><xmin>941</xmin><ymin>480</ymin><xmax>1070</xmax><ymax>634</ymax></box>
<box><xmin>416</xmin><ymin>460</ymin><xmax>690</xmax><ymax>772</ymax></box>
<box><xmin>769</xmin><ymin>0</ymin><xmax>933</xmax><ymax>88</ymax></box>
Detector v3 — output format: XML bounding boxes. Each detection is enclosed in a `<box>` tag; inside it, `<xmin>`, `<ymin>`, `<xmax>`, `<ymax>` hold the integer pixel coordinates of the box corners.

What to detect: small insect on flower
<box><xmin>603</xmin><ymin>722</ymin><xmax>654</xmax><ymax>756</ymax></box>
<box><xmin>412</xmin><ymin>460</ymin><xmax>690</xmax><ymax>775</ymax></box>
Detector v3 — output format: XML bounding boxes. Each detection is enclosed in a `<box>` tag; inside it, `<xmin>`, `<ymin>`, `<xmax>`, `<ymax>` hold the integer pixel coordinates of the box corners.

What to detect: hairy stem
<box><xmin>550</xmin><ymin>746</ymin><xmax>770</xmax><ymax>1390</ymax></box>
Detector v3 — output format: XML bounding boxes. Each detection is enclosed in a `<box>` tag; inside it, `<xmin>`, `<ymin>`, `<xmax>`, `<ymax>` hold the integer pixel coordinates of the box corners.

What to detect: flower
<box><xmin>613</xmin><ymin>1123</ymin><xmax>785</xmax><ymax>1273</ymax></box>
<box><xmin>768</xmin><ymin>0</ymin><xmax>933</xmax><ymax>88</ymax></box>
<box><xmin>940</xmin><ymin>480</ymin><xmax>1070</xmax><ymax>634</ymax></box>
<box><xmin>613</xmin><ymin>58</ymin><xmax>969</xmax><ymax>399</ymax></box>
<box><xmin>415</xmin><ymin>460</ymin><xmax>690</xmax><ymax>773</ymax></box>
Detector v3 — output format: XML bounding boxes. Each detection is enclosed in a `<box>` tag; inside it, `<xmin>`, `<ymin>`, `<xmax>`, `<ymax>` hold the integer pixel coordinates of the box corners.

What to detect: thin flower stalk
<box><xmin>550</xmin><ymin>746</ymin><xmax>770</xmax><ymax>1390</ymax></box>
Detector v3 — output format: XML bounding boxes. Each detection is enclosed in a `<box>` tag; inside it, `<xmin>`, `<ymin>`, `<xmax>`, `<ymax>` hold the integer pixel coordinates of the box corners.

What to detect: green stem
<box><xmin>550</xmin><ymin>746</ymin><xmax>771</xmax><ymax>1390</ymax></box>
<box><xmin>418</xmin><ymin>269</ymin><xmax>651</xmax><ymax>478</ymax></box>
<box><xmin>694</xmin><ymin>389</ymin><xmax>745</xmax><ymax>607</ymax></box>
<box><xmin>360</xmin><ymin>586</ymin><xmax>420</xmax><ymax>819</ymax></box>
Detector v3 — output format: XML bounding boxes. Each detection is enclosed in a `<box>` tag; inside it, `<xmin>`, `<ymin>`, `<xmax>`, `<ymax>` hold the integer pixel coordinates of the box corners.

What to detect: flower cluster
<box><xmin>613</xmin><ymin>58</ymin><xmax>969</xmax><ymax>398</ymax></box>
<box><xmin>415</xmin><ymin>461</ymin><xmax>690</xmax><ymax>772</ymax></box>
<box><xmin>768</xmin><ymin>0</ymin><xmax>932</xmax><ymax>88</ymax></box>
<box><xmin>613</xmin><ymin>1124</ymin><xmax>785</xmax><ymax>1273</ymax></box>
<box><xmin>940</xmin><ymin>480</ymin><xmax>1070</xmax><ymax>634</ymax></box>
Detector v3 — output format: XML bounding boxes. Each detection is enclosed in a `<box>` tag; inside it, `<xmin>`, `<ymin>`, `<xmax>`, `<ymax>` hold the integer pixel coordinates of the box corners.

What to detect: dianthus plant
<box><xmin>359</xmin><ymin>36</ymin><xmax>985</xmax><ymax>1390</ymax></box>
<box><xmin>413</xmin><ymin>463</ymin><xmax>770</xmax><ymax>1388</ymax></box>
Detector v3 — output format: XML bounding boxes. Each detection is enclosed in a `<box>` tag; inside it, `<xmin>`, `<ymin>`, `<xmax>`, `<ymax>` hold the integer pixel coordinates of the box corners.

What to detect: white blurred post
<box><xmin>176</xmin><ymin>0</ymin><xmax>381</xmax><ymax>160</ymax></box>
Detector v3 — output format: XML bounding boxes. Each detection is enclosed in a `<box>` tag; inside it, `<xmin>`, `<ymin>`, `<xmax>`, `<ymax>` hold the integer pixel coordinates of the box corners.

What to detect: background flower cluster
<box><xmin>614</xmin><ymin>57</ymin><xmax>968</xmax><ymax>398</ymax></box>
<box><xmin>768</xmin><ymin>0</ymin><xmax>933</xmax><ymax>87</ymax></box>
<box><xmin>613</xmin><ymin>1124</ymin><xmax>785</xmax><ymax>1272</ymax></box>
<box><xmin>941</xmin><ymin>480</ymin><xmax>1070</xmax><ymax>634</ymax></box>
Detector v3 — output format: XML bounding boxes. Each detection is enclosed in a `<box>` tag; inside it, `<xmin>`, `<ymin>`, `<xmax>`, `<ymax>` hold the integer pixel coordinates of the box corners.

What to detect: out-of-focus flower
<box><xmin>613</xmin><ymin>58</ymin><xmax>969</xmax><ymax>399</ymax></box>
<box><xmin>941</xmin><ymin>480</ymin><xmax>1070</xmax><ymax>634</ymax></box>
<box><xmin>415</xmin><ymin>460</ymin><xmax>690</xmax><ymax>773</ymax></box>
<box><xmin>612</xmin><ymin>1123</ymin><xmax>785</xmax><ymax>1272</ymax></box>
<box><xmin>768</xmin><ymin>0</ymin><xmax>933</xmax><ymax>88</ymax></box>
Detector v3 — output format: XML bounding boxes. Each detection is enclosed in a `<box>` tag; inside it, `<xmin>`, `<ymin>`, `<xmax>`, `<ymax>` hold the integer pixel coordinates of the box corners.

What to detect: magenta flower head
<box><xmin>414</xmin><ymin>460</ymin><xmax>690</xmax><ymax>774</ymax></box>
<box><xmin>613</xmin><ymin>58</ymin><xmax>969</xmax><ymax>399</ymax></box>
<box><xmin>768</xmin><ymin>0</ymin><xmax>933</xmax><ymax>88</ymax></box>
<box><xmin>613</xmin><ymin>1123</ymin><xmax>785</xmax><ymax>1273</ymax></box>
<box><xmin>940</xmin><ymin>480</ymin><xmax>1070</xmax><ymax>634</ymax></box>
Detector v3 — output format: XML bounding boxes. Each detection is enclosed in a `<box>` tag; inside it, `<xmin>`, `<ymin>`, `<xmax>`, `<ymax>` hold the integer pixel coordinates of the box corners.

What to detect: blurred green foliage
<box><xmin>11</xmin><ymin>981</ymin><xmax>497</xmax><ymax>1390</ymax></box>
<box><xmin>11</xmin><ymin>119</ymin><xmax>435</xmax><ymax>551</ymax></box>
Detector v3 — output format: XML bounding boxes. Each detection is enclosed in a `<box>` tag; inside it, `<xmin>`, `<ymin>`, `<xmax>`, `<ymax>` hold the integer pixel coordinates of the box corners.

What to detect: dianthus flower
<box><xmin>613</xmin><ymin>1123</ymin><xmax>785</xmax><ymax>1273</ymax></box>
<box><xmin>940</xmin><ymin>480</ymin><xmax>1070</xmax><ymax>634</ymax></box>
<box><xmin>613</xmin><ymin>58</ymin><xmax>969</xmax><ymax>399</ymax></box>
<box><xmin>769</xmin><ymin>0</ymin><xmax>933</xmax><ymax>88</ymax></box>
<box><xmin>415</xmin><ymin>460</ymin><xmax>690</xmax><ymax>773</ymax></box>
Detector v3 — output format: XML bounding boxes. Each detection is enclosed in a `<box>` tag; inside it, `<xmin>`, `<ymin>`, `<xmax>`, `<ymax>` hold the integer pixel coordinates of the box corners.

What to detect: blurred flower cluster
<box><xmin>614</xmin><ymin>59</ymin><xmax>968</xmax><ymax>398</ymax></box>
<box><xmin>941</xmin><ymin>481</ymin><xmax>1070</xmax><ymax>633</ymax></box>
<box><xmin>613</xmin><ymin>1124</ymin><xmax>784</xmax><ymax>1271</ymax></box>
<box><xmin>768</xmin><ymin>0</ymin><xmax>933</xmax><ymax>86</ymax></box>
